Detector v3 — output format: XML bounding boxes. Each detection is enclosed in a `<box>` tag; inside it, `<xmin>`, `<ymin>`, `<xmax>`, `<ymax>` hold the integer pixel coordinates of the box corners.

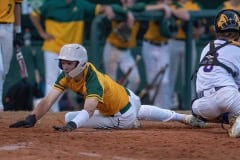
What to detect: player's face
<box><xmin>60</xmin><ymin>60</ymin><xmax>78</xmax><ymax>77</ymax></box>
<box><xmin>121</xmin><ymin>0</ymin><xmax>135</xmax><ymax>8</ymax></box>
<box><xmin>159</xmin><ymin>0</ymin><xmax>171</xmax><ymax>5</ymax></box>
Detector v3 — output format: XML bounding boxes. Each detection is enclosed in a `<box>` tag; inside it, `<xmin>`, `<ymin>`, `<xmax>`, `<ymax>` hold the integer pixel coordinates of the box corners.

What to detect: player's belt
<box><xmin>196</xmin><ymin>86</ymin><xmax>225</xmax><ymax>99</ymax></box>
<box><xmin>113</xmin><ymin>45</ymin><xmax>128</xmax><ymax>51</ymax></box>
<box><xmin>144</xmin><ymin>39</ymin><xmax>168</xmax><ymax>46</ymax></box>
<box><xmin>119</xmin><ymin>102</ymin><xmax>131</xmax><ymax>114</ymax></box>
<box><xmin>120</xmin><ymin>88</ymin><xmax>131</xmax><ymax>114</ymax></box>
<box><xmin>111</xmin><ymin>89</ymin><xmax>131</xmax><ymax>116</ymax></box>
<box><xmin>0</xmin><ymin>22</ymin><xmax>11</xmax><ymax>24</ymax></box>
<box><xmin>110</xmin><ymin>102</ymin><xmax>131</xmax><ymax>117</ymax></box>
<box><xmin>175</xmin><ymin>38</ymin><xmax>185</xmax><ymax>41</ymax></box>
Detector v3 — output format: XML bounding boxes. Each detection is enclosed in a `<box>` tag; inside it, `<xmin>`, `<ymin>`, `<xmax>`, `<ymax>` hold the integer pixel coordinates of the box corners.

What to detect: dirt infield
<box><xmin>0</xmin><ymin>111</ymin><xmax>239</xmax><ymax>160</ymax></box>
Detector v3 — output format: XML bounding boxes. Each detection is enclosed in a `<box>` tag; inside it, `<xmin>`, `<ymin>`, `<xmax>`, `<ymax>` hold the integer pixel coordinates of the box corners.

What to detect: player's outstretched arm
<box><xmin>53</xmin><ymin>98</ymin><xmax>98</xmax><ymax>132</ymax></box>
<box><xmin>9</xmin><ymin>89</ymin><xmax>62</xmax><ymax>128</ymax></box>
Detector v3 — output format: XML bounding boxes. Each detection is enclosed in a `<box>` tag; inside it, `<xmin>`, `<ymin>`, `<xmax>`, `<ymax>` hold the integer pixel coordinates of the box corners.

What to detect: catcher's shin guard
<box><xmin>228</xmin><ymin>116</ymin><xmax>240</xmax><ymax>138</ymax></box>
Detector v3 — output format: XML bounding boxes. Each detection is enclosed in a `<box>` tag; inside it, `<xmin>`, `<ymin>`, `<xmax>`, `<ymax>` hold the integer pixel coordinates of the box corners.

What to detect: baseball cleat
<box><xmin>184</xmin><ymin>115</ymin><xmax>206</xmax><ymax>128</ymax></box>
<box><xmin>133</xmin><ymin>119</ymin><xmax>141</xmax><ymax>128</ymax></box>
<box><xmin>228</xmin><ymin>116</ymin><xmax>240</xmax><ymax>138</ymax></box>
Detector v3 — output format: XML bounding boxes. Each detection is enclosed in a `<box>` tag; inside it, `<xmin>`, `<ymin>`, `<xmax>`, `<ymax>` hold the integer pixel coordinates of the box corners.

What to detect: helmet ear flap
<box><xmin>58</xmin><ymin>60</ymin><xmax>63</xmax><ymax>70</ymax></box>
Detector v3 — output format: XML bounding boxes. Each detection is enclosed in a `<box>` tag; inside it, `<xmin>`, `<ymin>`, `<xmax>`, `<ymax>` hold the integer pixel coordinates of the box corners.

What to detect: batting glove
<box><xmin>53</xmin><ymin>121</ymin><xmax>77</xmax><ymax>132</ymax></box>
<box><xmin>9</xmin><ymin>114</ymin><xmax>37</xmax><ymax>128</ymax></box>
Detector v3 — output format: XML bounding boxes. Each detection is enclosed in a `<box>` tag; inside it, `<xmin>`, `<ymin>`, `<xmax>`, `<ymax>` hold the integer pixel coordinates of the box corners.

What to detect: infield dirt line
<box><xmin>79</xmin><ymin>151</ymin><xmax>138</xmax><ymax>160</ymax></box>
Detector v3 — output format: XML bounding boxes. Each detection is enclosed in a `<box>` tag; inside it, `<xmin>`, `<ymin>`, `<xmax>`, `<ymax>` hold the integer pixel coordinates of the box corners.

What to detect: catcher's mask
<box><xmin>58</xmin><ymin>44</ymin><xmax>88</xmax><ymax>78</ymax></box>
<box><xmin>214</xmin><ymin>9</ymin><xmax>240</xmax><ymax>33</ymax></box>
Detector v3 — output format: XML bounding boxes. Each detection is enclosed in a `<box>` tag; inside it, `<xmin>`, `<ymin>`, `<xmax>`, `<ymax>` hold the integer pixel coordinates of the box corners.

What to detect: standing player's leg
<box><xmin>151</xmin><ymin>44</ymin><xmax>171</xmax><ymax>109</ymax></box>
<box><xmin>168</xmin><ymin>39</ymin><xmax>185</xmax><ymax>109</ymax></box>
<box><xmin>44</xmin><ymin>51</ymin><xmax>61</xmax><ymax>112</ymax></box>
<box><xmin>0</xmin><ymin>24</ymin><xmax>14</xmax><ymax>111</ymax></box>
<box><xmin>142</xmin><ymin>41</ymin><xmax>160</xmax><ymax>104</ymax></box>
<box><xmin>0</xmin><ymin>47</ymin><xmax>4</xmax><ymax>111</ymax></box>
<box><xmin>119</xmin><ymin>50</ymin><xmax>140</xmax><ymax>92</ymax></box>
<box><xmin>103</xmin><ymin>42</ymin><xmax>118</xmax><ymax>81</ymax></box>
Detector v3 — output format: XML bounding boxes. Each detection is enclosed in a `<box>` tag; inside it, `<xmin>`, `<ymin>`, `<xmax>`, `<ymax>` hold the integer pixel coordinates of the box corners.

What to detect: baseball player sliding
<box><xmin>9</xmin><ymin>44</ymin><xmax>204</xmax><ymax>130</ymax></box>
<box><xmin>191</xmin><ymin>9</ymin><xmax>240</xmax><ymax>138</ymax></box>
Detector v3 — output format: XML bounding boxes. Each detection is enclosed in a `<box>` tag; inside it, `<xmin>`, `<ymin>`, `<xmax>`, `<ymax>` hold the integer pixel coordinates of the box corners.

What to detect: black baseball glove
<box><xmin>114</xmin><ymin>22</ymin><xmax>131</xmax><ymax>42</ymax></box>
<box><xmin>52</xmin><ymin>121</ymin><xmax>77</xmax><ymax>132</ymax></box>
<box><xmin>9</xmin><ymin>114</ymin><xmax>37</xmax><ymax>128</ymax></box>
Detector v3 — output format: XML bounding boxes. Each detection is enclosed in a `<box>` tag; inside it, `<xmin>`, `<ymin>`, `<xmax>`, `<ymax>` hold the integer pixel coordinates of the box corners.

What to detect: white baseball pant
<box><xmin>65</xmin><ymin>89</ymin><xmax>141</xmax><ymax>129</ymax></box>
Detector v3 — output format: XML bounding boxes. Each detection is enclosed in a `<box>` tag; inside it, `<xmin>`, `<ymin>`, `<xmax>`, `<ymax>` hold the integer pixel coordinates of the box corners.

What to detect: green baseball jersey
<box><xmin>0</xmin><ymin>0</ymin><xmax>22</xmax><ymax>23</ymax></box>
<box><xmin>54</xmin><ymin>62</ymin><xmax>130</xmax><ymax>116</ymax></box>
<box><xmin>175</xmin><ymin>1</ymin><xmax>201</xmax><ymax>39</ymax></box>
<box><xmin>144</xmin><ymin>21</ymin><xmax>168</xmax><ymax>43</ymax></box>
<box><xmin>32</xmin><ymin>0</ymin><xmax>100</xmax><ymax>53</ymax></box>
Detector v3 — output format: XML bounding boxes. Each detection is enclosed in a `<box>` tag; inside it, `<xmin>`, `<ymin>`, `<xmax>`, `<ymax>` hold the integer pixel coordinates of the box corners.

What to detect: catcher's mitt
<box><xmin>114</xmin><ymin>22</ymin><xmax>131</xmax><ymax>42</ymax></box>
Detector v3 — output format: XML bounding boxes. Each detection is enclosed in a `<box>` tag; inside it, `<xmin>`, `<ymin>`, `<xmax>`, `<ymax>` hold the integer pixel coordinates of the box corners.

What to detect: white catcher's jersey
<box><xmin>192</xmin><ymin>39</ymin><xmax>240</xmax><ymax>120</ymax></box>
<box><xmin>196</xmin><ymin>39</ymin><xmax>240</xmax><ymax>93</ymax></box>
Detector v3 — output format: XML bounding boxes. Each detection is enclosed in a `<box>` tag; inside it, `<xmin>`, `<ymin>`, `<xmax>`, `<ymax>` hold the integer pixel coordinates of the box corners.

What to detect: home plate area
<box><xmin>0</xmin><ymin>111</ymin><xmax>240</xmax><ymax>160</ymax></box>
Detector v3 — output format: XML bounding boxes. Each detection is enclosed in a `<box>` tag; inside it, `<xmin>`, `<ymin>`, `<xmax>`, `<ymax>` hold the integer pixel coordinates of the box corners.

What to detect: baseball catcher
<box><xmin>191</xmin><ymin>9</ymin><xmax>240</xmax><ymax>138</ymax></box>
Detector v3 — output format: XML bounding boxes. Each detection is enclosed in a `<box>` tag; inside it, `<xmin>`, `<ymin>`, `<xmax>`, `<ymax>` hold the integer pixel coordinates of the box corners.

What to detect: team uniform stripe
<box><xmin>87</xmin><ymin>94</ymin><xmax>103</xmax><ymax>102</ymax></box>
<box><xmin>54</xmin><ymin>84</ymin><xmax>65</xmax><ymax>91</ymax></box>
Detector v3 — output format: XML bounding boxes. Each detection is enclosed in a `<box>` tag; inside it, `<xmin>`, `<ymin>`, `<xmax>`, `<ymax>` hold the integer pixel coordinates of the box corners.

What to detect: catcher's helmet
<box><xmin>58</xmin><ymin>44</ymin><xmax>88</xmax><ymax>78</ymax></box>
<box><xmin>214</xmin><ymin>9</ymin><xmax>240</xmax><ymax>33</ymax></box>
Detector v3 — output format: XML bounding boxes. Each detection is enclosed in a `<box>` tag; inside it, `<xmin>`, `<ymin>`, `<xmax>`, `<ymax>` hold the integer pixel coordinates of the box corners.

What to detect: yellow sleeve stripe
<box><xmin>15</xmin><ymin>0</ymin><xmax>23</xmax><ymax>4</ymax></box>
<box><xmin>53</xmin><ymin>86</ymin><xmax>65</xmax><ymax>93</ymax></box>
<box><xmin>95</xmin><ymin>4</ymin><xmax>101</xmax><ymax>16</ymax></box>
<box><xmin>31</xmin><ymin>10</ymin><xmax>40</xmax><ymax>17</ymax></box>
<box><xmin>87</xmin><ymin>94</ymin><xmax>103</xmax><ymax>102</ymax></box>
<box><xmin>54</xmin><ymin>84</ymin><xmax>65</xmax><ymax>91</ymax></box>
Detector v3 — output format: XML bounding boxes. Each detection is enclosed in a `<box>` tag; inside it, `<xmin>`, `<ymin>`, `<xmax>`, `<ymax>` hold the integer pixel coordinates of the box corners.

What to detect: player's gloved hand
<box><xmin>14</xmin><ymin>33</ymin><xmax>23</xmax><ymax>47</ymax></box>
<box><xmin>53</xmin><ymin>121</ymin><xmax>77</xmax><ymax>132</ymax></box>
<box><xmin>9</xmin><ymin>114</ymin><xmax>37</xmax><ymax>128</ymax></box>
<box><xmin>113</xmin><ymin>22</ymin><xmax>131</xmax><ymax>42</ymax></box>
